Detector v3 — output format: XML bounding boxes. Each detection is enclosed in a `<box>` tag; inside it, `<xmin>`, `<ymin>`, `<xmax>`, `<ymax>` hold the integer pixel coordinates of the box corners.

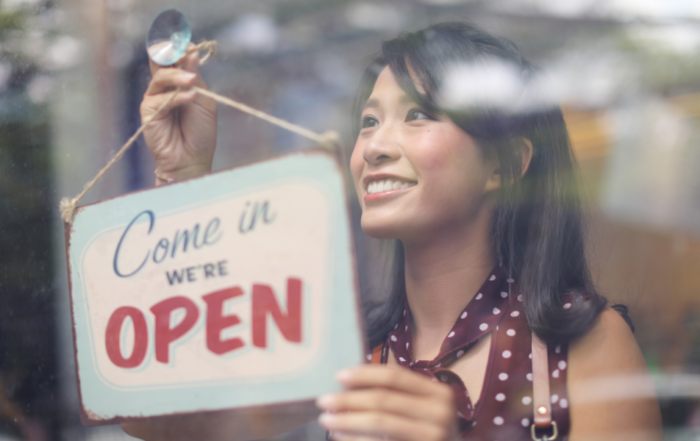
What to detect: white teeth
<box><xmin>366</xmin><ymin>179</ymin><xmax>416</xmax><ymax>194</ymax></box>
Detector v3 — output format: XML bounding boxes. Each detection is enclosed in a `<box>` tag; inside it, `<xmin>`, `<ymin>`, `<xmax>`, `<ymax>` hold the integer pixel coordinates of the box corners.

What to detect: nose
<box><xmin>361</xmin><ymin>124</ymin><xmax>401</xmax><ymax>166</ymax></box>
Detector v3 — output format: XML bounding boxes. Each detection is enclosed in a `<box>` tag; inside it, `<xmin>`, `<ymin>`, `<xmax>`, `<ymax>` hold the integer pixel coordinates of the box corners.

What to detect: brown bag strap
<box><xmin>370</xmin><ymin>343</ymin><xmax>383</xmax><ymax>365</ymax></box>
<box><xmin>531</xmin><ymin>333</ymin><xmax>558</xmax><ymax>440</ymax></box>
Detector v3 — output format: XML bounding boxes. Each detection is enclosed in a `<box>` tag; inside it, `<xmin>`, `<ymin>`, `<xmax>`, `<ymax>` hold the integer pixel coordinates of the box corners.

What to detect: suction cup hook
<box><xmin>146</xmin><ymin>8</ymin><xmax>192</xmax><ymax>66</ymax></box>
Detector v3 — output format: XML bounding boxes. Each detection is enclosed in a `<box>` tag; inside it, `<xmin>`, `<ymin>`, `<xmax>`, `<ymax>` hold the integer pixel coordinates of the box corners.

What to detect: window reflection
<box><xmin>1</xmin><ymin>0</ymin><xmax>700</xmax><ymax>440</ymax></box>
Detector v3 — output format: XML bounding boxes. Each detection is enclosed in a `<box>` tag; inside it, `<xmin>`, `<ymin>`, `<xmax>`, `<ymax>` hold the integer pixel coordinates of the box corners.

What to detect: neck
<box><xmin>402</xmin><ymin>212</ymin><xmax>495</xmax><ymax>359</ymax></box>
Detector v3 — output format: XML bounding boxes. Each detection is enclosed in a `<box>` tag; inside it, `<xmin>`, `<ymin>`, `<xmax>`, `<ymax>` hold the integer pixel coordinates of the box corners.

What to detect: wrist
<box><xmin>154</xmin><ymin>163</ymin><xmax>212</xmax><ymax>186</ymax></box>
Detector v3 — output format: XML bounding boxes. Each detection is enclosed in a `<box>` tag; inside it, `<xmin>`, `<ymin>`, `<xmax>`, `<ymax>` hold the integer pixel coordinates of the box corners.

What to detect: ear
<box><xmin>483</xmin><ymin>138</ymin><xmax>534</xmax><ymax>192</ymax></box>
<box><xmin>484</xmin><ymin>160</ymin><xmax>502</xmax><ymax>193</ymax></box>
<box><xmin>519</xmin><ymin>138</ymin><xmax>533</xmax><ymax>178</ymax></box>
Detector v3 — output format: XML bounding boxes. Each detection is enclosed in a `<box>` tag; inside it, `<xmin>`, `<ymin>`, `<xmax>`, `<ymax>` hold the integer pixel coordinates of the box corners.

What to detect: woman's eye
<box><xmin>406</xmin><ymin>109</ymin><xmax>433</xmax><ymax>121</ymax></box>
<box><xmin>361</xmin><ymin>115</ymin><xmax>379</xmax><ymax>129</ymax></box>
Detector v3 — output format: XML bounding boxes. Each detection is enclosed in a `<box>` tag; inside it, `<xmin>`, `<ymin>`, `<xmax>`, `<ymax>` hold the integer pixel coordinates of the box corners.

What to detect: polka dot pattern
<box><xmin>376</xmin><ymin>266</ymin><xmax>573</xmax><ymax>440</ymax></box>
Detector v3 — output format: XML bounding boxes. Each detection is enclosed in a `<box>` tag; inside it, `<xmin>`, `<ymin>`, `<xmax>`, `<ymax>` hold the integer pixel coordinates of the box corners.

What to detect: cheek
<box><xmin>411</xmin><ymin>130</ymin><xmax>473</xmax><ymax>172</ymax></box>
<box><xmin>350</xmin><ymin>142</ymin><xmax>365</xmax><ymax>192</ymax></box>
<box><xmin>413</xmin><ymin>131</ymin><xmax>489</xmax><ymax>202</ymax></box>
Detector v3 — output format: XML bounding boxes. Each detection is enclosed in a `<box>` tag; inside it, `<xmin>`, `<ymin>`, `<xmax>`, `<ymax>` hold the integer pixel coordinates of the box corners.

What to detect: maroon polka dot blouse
<box><xmin>369</xmin><ymin>266</ymin><xmax>571</xmax><ymax>440</ymax></box>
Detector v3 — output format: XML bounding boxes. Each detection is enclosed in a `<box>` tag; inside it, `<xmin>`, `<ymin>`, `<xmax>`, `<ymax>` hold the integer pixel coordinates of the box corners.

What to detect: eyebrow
<box><xmin>363</xmin><ymin>95</ymin><xmax>417</xmax><ymax>111</ymax></box>
<box><xmin>364</xmin><ymin>98</ymin><xmax>380</xmax><ymax>110</ymax></box>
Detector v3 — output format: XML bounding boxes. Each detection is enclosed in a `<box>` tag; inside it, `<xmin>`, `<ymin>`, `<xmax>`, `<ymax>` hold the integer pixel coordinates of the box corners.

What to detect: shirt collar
<box><xmin>388</xmin><ymin>265</ymin><xmax>513</xmax><ymax>368</ymax></box>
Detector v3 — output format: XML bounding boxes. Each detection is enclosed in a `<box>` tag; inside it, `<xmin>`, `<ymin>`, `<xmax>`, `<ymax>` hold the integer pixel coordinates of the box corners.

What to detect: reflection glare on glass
<box><xmin>146</xmin><ymin>8</ymin><xmax>191</xmax><ymax>66</ymax></box>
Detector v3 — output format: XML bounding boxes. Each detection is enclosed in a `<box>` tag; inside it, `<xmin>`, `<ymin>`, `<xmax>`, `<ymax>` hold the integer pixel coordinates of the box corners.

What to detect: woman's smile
<box><xmin>363</xmin><ymin>174</ymin><xmax>417</xmax><ymax>201</ymax></box>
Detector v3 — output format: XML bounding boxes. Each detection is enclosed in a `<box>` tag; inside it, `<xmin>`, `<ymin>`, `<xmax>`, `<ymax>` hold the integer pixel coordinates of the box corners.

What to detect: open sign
<box><xmin>104</xmin><ymin>279</ymin><xmax>303</xmax><ymax>368</ymax></box>
<box><xmin>65</xmin><ymin>150</ymin><xmax>364</xmax><ymax>423</ymax></box>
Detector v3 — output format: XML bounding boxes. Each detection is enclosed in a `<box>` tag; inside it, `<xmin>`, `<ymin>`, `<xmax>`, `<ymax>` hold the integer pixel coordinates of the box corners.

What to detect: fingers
<box><xmin>145</xmin><ymin>69</ymin><xmax>197</xmax><ymax>96</ymax></box>
<box><xmin>140</xmin><ymin>88</ymin><xmax>197</xmax><ymax>123</ymax></box>
<box><xmin>182</xmin><ymin>50</ymin><xmax>204</xmax><ymax>80</ymax></box>
<box><xmin>318</xmin><ymin>388</ymin><xmax>451</xmax><ymax>423</ymax></box>
<box><xmin>320</xmin><ymin>411</ymin><xmax>450</xmax><ymax>441</ymax></box>
<box><xmin>336</xmin><ymin>366</ymin><xmax>453</xmax><ymax>399</ymax></box>
<box><xmin>330</xmin><ymin>430</ymin><xmax>388</xmax><ymax>441</ymax></box>
<box><xmin>146</xmin><ymin>43</ymin><xmax>203</xmax><ymax>96</ymax></box>
<box><xmin>317</xmin><ymin>366</ymin><xmax>458</xmax><ymax>441</ymax></box>
<box><xmin>143</xmin><ymin>49</ymin><xmax>213</xmax><ymax>121</ymax></box>
<box><xmin>142</xmin><ymin>67</ymin><xmax>199</xmax><ymax>121</ymax></box>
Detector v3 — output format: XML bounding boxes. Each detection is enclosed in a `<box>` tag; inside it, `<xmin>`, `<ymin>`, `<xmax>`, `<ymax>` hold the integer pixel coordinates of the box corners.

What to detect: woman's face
<box><xmin>350</xmin><ymin>67</ymin><xmax>499</xmax><ymax>242</ymax></box>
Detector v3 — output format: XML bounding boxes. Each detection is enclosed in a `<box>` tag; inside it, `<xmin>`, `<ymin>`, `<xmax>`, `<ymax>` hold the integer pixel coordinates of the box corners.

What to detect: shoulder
<box><xmin>566</xmin><ymin>307</ymin><xmax>662</xmax><ymax>440</ymax></box>
<box><xmin>569</xmin><ymin>307</ymin><xmax>640</xmax><ymax>369</ymax></box>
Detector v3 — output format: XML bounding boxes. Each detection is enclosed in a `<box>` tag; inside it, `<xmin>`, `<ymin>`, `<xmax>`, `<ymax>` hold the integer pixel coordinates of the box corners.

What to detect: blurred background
<box><xmin>1</xmin><ymin>0</ymin><xmax>700</xmax><ymax>439</ymax></box>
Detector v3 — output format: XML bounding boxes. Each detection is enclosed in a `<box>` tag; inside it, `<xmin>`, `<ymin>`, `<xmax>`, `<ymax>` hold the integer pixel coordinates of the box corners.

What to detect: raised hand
<box><xmin>140</xmin><ymin>48</ymin><xmax>217</xmax><ymax>184</ymax></box>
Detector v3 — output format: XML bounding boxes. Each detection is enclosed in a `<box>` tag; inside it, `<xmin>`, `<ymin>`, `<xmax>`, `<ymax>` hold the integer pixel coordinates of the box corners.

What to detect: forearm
<box><xmin>121</xmin><ymin>401</ymin><xmax>319</xmax><ymax>441</ymax></box>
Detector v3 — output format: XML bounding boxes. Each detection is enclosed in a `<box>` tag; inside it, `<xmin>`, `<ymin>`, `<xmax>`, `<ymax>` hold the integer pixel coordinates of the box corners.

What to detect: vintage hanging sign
<box><xmin>65</xmin><ymin>150</ymin><xmax>364</xmax><ymax>423</ymax></box>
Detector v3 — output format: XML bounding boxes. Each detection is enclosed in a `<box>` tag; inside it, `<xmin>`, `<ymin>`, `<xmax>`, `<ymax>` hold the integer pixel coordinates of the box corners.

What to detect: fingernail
<box><xmin>318</xmin><ymin>412</ymin><xmax>336</xmax><ymax>426</ymax></box>
<box><xmin>336</xmin><ymin>369</ymin><xmax>352</xmax><ymax>382</ymax></box>
<box><xmin>316</xmin><ymin>394</ymin><xmax>336</xmax><ymax>408</ymax></box>
<box><xmin>180</xmin><ymin>72</ymin><xmax>196</xmax><ymax>81</ymax></box>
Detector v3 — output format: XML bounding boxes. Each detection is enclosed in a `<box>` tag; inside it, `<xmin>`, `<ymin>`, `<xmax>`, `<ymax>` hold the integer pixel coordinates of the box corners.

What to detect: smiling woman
<box><xmin>124</xmin><ymin>20</ymin><xmax>662</xmax><ymax>441</ymax></box>
<box><xmin>330</xmin><ymin>22</ymin><xmax>662</xmax><ymax>441</ymax></box>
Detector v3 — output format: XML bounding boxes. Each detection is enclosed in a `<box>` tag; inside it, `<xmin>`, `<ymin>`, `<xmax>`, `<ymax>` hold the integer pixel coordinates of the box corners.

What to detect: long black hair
<box><xmin>355</xmin><ymin>22</ymin><xmax>607</xmax><ymax>348</ymax></box>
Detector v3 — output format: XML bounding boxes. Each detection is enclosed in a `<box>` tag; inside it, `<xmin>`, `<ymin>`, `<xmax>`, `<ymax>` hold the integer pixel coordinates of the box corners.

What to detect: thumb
<box><xmin>183</xmin><ymin>46</ymin><xmax>202</xmax><ymax>76</ymax></box>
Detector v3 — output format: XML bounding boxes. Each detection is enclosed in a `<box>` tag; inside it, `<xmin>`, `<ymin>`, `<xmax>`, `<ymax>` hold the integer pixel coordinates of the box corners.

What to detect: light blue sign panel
<box><xmin>66</xmin><ymin>150</ymin><xmax>364</xmax><ymax>423</ymax></box>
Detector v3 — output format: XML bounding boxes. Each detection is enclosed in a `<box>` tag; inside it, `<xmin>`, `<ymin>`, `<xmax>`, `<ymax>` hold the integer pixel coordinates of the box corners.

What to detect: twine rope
<box><xmin>59</xmin><ymin>40</ymin><xmax>341</xmax><ymax>223</ymax></box>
